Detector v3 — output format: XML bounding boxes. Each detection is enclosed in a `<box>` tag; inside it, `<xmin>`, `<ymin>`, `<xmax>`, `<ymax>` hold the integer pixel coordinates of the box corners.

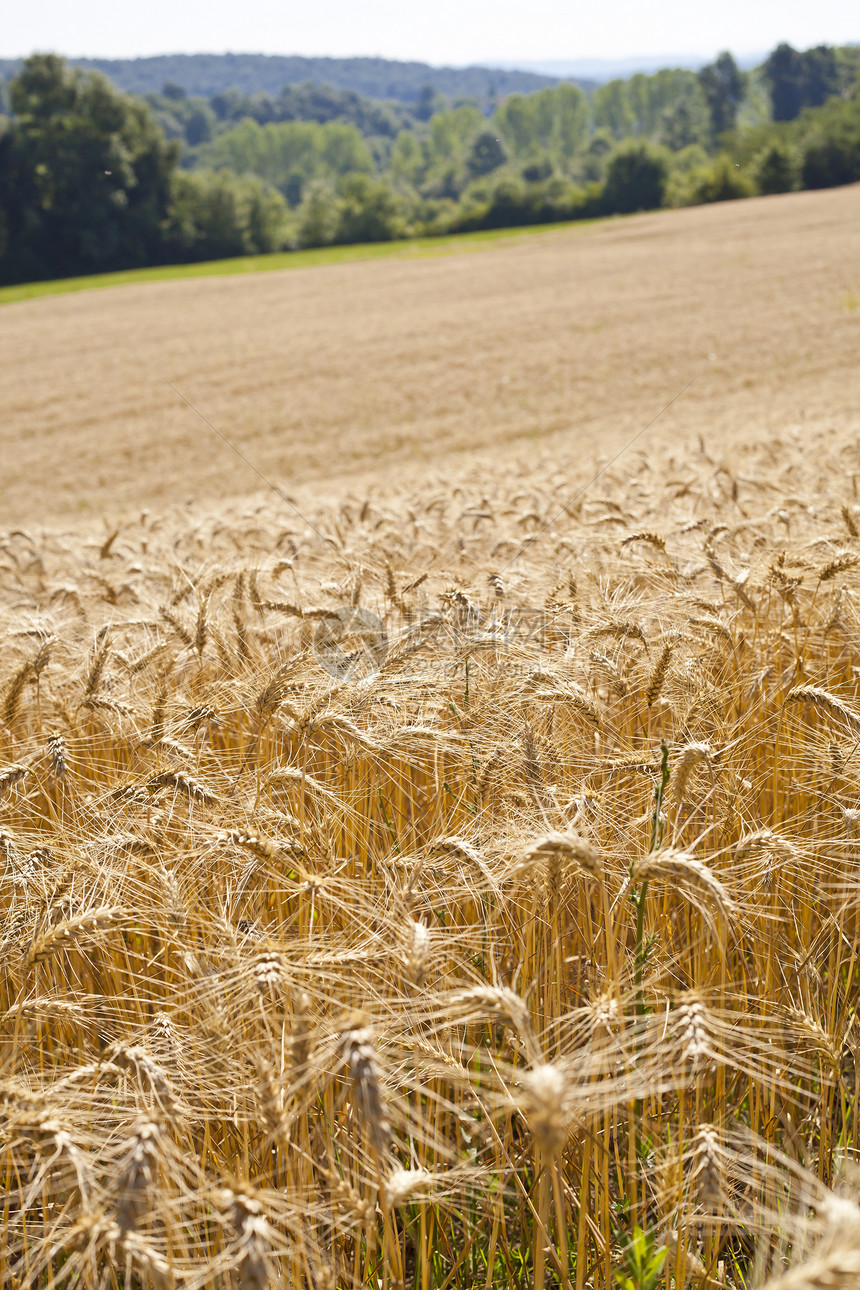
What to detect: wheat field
<box><xmin>1</xmin><ymin>185</ymin><xmax>859</xmax><ymax>525</ymax></box>
<box><xmin>3</xmin><ymin>186</ymin><xmax>860</xmax><ymax>1289</ymax></box>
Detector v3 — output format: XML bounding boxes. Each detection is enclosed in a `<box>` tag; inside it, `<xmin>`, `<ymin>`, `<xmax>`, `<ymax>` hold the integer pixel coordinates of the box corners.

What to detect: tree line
<box><xmin>0</xmin><ymin>53</ymin><xmax>566</xmax><ymax>106</ymax></box>
<box><xmin>0</xmin><ymin>44</ymin><xmax>858</xmax><ymax>286</ymax></box>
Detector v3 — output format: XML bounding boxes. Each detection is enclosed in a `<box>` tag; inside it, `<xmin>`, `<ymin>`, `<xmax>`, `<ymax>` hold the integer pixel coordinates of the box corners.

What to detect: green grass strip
<box><xmin>0</xmin><ymin>218</ymin><xmax>601</xmax><ymax>307</ymax></box>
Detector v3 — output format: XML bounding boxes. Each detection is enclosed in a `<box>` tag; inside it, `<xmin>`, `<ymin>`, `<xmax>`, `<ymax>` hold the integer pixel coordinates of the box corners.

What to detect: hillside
<box><xmin>0</xmin><ymin>185</ymin><xmax>857</xmax><ymax>527</ymax></box>
<box><xmin>0</xmin><ymin>52</ymin><xmax>574</xmax><ymax>103</ymax></box>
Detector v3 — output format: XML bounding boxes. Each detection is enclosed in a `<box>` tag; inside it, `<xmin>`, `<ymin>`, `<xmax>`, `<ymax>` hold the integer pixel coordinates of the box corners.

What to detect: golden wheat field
<box><xmin>3</xmin><ymin>186</ymin><xmax>860</xmax><ymax>1290</ymax></box>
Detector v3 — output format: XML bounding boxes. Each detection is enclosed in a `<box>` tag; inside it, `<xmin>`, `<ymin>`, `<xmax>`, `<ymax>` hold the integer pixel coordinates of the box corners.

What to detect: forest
<box><xmin>0</xmin><ymin>42</ymin><xmax>858</xmax><ymax>285</ymax></box>
<box><xmin>0</xmin><ymin>52</ymin><xmax>568</xmax><ymax>103</ymax></box>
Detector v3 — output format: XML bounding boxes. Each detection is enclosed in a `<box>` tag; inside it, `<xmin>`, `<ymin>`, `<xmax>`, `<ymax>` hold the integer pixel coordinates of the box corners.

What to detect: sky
<box><xmin>4</xmin><ymin>0</ymin><xmax>857</xmax><ymax>65</ymax></box>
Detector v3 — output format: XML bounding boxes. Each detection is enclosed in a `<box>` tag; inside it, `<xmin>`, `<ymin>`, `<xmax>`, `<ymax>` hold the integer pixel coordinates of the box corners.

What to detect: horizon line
<box><xmin>0</xmin><ymin>45</ymin><xmax>783</xmax><ymax>69</ymax></box>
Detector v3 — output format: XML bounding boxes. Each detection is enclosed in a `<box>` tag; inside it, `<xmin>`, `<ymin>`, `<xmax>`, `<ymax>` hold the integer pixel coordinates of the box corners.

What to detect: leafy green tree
<box><xmin>762</xmin><ymin>44</ymin><xmax>806</xmax><ymax>121</ymax></box>
<box><xmin>801</xmin><ymin>46</ymin><xmax>841</xmax><ymax>108</ymax></box>
<box><xmin>493</xmin><ymin>93</ymin><xmax>536</xmax><ymax>155</ymax></box>
<box><xmin>390</xmin><ymin>130</ymin><xmax>425</xmax><ymax>184</ymax></box>
<box><xmin>426</xmin><ymin>106</ymin><xmax>483</xmax><ymax>170</ymax></box>
<box><xmin>453</xmin><ymin>171</ymin><xmax>591</xmax><ymax>232</ymax></box>
<box><xmin>836</xmin><ymin>47</ymin><xmax>860</xmax><ymax>96</ymax></box>
<box><xmin>548</xmin><ymin>82</ymin><xmax>590</xmax><ymax>163</ymax></box>
<box><xmin>578</xmin><ymin>130</ymin><xmax>614</xmax><ymax>183</ymax></box>
<box><xmin>752</xmin><ymin>140</ymin><xmax>801</xmax><ymax>193</ymax></box>
<box><xmin>659</xmin><ymin>84</ymin><xmax>709</xmax><ymax>150</ymax></box>
<box><xmin>282</xmin><ymin>173</ymin><xmax>304</xmax><ymax>207</ymax></box>
<box><xmin>415</xmin><ymin>84</ymin><xmax>445</xmax><ymax>122</ymax></box>
<box><xmin>184</xmin><ymin>104</ymin><xmax>214</xmax><ymax>146</ymax></box>
<box><xmin>242</xmin><ymin>176</ymin><xmax>290</xmax><ymax>251</ymax></box>
<box><xmin>801</xmin><ymin>116</ymin><xmax>860</xmax><ymax>188</ymax></box>
<box><xmin>316</xmin><ymin>122</ymin><xmax>375</xmax><ymax>177</ymax></box>
<box><xmin>593</xmin><ymin>79</ymin><xmax>635</xmax><ymax>139</ymax></box>
<box><xmin>687</xmin><ymin>154</ymin><xmax>755</xmax><ymax>203</ymax></box>
<box><xmin>0</xmin><ymin>53</ymin><xmax>179</xmax><ymax>283</ymax></box>
<box><xmin>416</xmin><ymin>105</ymin><xmax>484</xmax><ymax>197</ymax></box>
<box><xmin>521</xmin><ymin>152</ymin><xmax>554</xmax><ymax>183</ymax></box>
<box><xmin>272</xmin><ymin>83</ymin><xmax>408</xmax><ymax>139</ymax></box>
<box><xmin>335</xmin><ymin>173</ymin><xmax>403</xmax><ymax>243</ymax></box>
<box><xmin>243</xmin><ymin>94</ymin><xmax>277</xmax><ymax>125</ymax></box>
<box><xmin>594</xmin><ymin>70</ymin><xmax>709</xmax><ymax>149</ymax></box>
<box><xmin>202</xmin><ymin>118</ymin><xmax>373</xmax><ymax>198</ymax></box>
<box><xmin>663</xmin><ymin>143</ymin><xmax>710</xmax><ymax>205</ymax></box>
<box><xmin>602</xmin><ymin>141</ymin><xmax>669</xmax><ymax>214</ymax></box>
<box><xmin>735</xmin><ymin>69</ymin><xmax>774</xmax><ymax>131</ymax></box>
<box><xmin>163</xmin><ymin>169</ymin><xmax>288</xmax><ymax>260</ymax></box>
<box><xmin>0</xmin><ymin>127</ymin><xmax>11</xmax><ymax>259</ymax></box>
<box><xmin>466</xmin><ymin>130</ymin><xmax>508</xmax><ymax>179</ymax></box>
<box><xmin>764</xmin><ymin>44</ymin><xmax>841</xmax><ymax>122</ymax></box>
<box><xmin>296</xmin><ymin>180</ymin><xmax>341</xmax><ymax>246</ymax></box>
<box><xmin>624</xmin><ymin>74</ymin><xmax>654</xmax><ymax>135</ymax></box>
<box><xmin>494</xmin><ymin>84</ymin><xmax>588</xmax><ymax>168</ymax></box>
<box><xmin>646</xmin><ymin>69</ymin><xmax>705</xmax><ymax>130</ymax></box>
<box><xmin>211</xmin><ymin>88</ymin><xmax>245</xmax><ymax>122</ymax></box>
<box><xmin>698</xmin><ymin>52</ymin><xmax>747</xmax><ymax>140</ymax></box>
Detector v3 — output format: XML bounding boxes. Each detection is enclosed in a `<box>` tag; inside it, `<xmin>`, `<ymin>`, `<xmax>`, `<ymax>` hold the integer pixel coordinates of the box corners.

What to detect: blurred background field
<box><xmin>1</xmin><ymin>182</ymin><xmax>858</xmax><ymax>527</ymax></box>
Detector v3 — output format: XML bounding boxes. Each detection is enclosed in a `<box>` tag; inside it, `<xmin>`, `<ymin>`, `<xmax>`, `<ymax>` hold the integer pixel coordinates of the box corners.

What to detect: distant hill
<box><xmin>489</xmin><ymin>52</ymin><xmax>767</xmax><ymax>80</ymax></box>
<box><xmin>0</xmin><ymin>53</ymin><xmax>585</xmax><ymax>103</ymax></box>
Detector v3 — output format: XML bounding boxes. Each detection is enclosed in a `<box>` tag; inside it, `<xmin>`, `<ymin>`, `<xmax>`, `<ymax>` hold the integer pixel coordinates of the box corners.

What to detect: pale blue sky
<box><xmin>4</xmin><ymin>0</ymin><xmax>857</xmax><ymax>65</ymax></box>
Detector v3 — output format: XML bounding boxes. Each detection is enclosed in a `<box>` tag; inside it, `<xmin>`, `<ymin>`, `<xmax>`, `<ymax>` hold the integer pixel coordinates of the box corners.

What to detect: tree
<box><xmin>211</xmin><ymin>88</ymin><xmax>244</xmax><ymax>122</ymax></box>
<box><xmin>593</xmin><ymin>79</ymin><xmax>635</xmax><ymax>140</ymax></box>
<box><xmin>802</xmin><ymin>46</ymin><xmax>841</xmax><ymax>109</ymax></box>
<box><xmin>163</xmin><ymin>169</ymin><xmax>288</xmax><ymax>261</ymax></box>
<box><xmin>762</xmin><ymin>43</ymin><xmax>841</xmax><ymax>124</ymax></box>
<box><xmin>494</xmin><ymin>84</ymin><xmax>588</xmax><ymax>170</ymax></box>
<box><xmin>390</xmin><ymin>130</ymin><xmax>425</xmax><ymax>184</ymax></box>
<box><xmin>296</xmin><ymin>180</ymin><xmax>341</xmax><ymax>247</ymax></box>
<box><xmin>335</xmin><ymin>174</ymin><xmax>403</xmax><ymax>243</ymax></box>
<box><xmin>801</xmin><ymin>122</ymin><xmax>860</xmax><ymax>189</ymax></box>
<box><xmin>494</xmin><ymin>93</ymin><xmax>538</xmax><ymax>156</ymax></box>
<box><xmin>659</xmin><ymin>85</ymin><xmax>709</xmax><ymax>150</ymax></box>
<box><xmin>521</xmin><ymin>153</ymin><xmax>554</xmax><ymax>183</ymax></box>
<box><xmin>415</xmin><ymin>85</ymin><xmax>441</xmax><ymax>122</ymax></box>
<box><xmin>687</xmin><ymin>154</ymin><xmax>754</xmax><ymax>203</ymax></box>
<box><xmin>646</xmin><ymin>69</ymin><xmax>705</xmax><ymax>134</ymax></box>
<box><xmin>466</xmin><ymin>130</ymin><xmax>508</xmax><ymax>179</ymax></box>
<box><xmin>426</xmin><ymin>106</ymin><xmax>483</xmax><ymax>169</ymax></box>
<box><xmin>549</xmin><ymin>83</ymin><xmax>590</xmax><ymax>164</ymax></box>
<box><xmin>624</xmin><ymin>74</ymin><xmax>654</xmax><ymax>136</ymax></box>
<box><xmin>602</xmin><ymin>141</ymin><xmax>669</xmax><ymax>214</ymax></box>
<box><xmin>0</xmin><ymin>128</ymin><xmax>14</xmax><ymax>260</ymax></box>
<box><xmin>1</xmin><ymin>54</ymin><xmax>179</xmax><ymax>283</ymax></box>
<box><xmin>202</xmin><ymin>119</ymin><xmax>373</xmax><ymax>199</ymax></box>
<box><xmin>578</xmin><ymin>130</ymin><xmax>613</xmax><ymax>183</ymax></box>
<box><xmin>762</xmin><ymin>44</ymin><xmax>805</xmax><ymax>122</ymax></box>
<box><xmin>184</xmin><ymin>104</ymin><xmax>214</xmax><ymax>146</ymax></box>
<box><xmin>752</xmin><ymin>141</ymin><xmax>801</xmax><ymax>193</ymax></box>
<box><xmin>272</xmin><ymin>82</ymin><xmax>406</xmax><ymax>139</ymax></box>
<box><xmin>698</xmin><ymin>52</ymin><xmax>747</xmax><ymax>141</ymax></box>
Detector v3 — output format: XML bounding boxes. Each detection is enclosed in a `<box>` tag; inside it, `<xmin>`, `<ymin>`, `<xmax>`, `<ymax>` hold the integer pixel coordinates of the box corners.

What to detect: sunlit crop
<box><xmin>2</xmin><ymin>420</ymin><xmax>860</xmax><ymax>1288</ymax></box>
